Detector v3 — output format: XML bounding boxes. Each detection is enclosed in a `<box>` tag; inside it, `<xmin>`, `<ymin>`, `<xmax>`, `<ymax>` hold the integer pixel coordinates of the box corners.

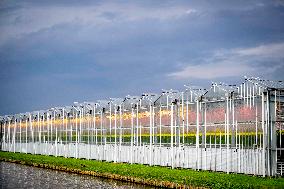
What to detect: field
<box><xmin>1</xmin><ymin>151</ymin><xmax>284</xmax><ymax>188</ymax></box>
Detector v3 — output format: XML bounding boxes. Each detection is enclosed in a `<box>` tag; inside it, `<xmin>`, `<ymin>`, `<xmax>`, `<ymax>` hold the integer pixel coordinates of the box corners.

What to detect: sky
<box><xmin>0</xmin><ymin>0</ymin><xmax>284</xmax><ymax>115</ymax></box>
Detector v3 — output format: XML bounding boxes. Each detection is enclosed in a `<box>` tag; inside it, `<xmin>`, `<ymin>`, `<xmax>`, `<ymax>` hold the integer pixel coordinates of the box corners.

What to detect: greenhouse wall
<box><xmin>1</xmin><ymin>77</ymin><xmax>283</xmax><ymax>176</ymax></box>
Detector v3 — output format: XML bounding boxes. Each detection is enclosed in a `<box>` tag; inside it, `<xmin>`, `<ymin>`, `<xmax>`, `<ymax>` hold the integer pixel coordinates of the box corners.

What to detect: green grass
<box><xmin>0</xmin><ymin>151</ymin><xmax>284</xmax><ymax>188</ymax></box>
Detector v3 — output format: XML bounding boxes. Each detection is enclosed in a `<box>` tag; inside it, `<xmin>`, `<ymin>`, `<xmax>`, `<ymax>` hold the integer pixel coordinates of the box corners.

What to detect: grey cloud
<box><xmin>168</xmin><ymin>42</ymin><xmax>284</xmax><ymax>80</ymax></box>
<box><xmin>1</xmin><ymin>0</ymin><xmax>284</xmax><ymax>115</ymax></box>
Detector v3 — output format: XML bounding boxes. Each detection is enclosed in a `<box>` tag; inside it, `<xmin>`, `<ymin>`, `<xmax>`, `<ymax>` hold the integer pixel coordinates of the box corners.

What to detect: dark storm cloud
<box><xmin>0</xmin><ymin>0</ymin><xmax>284</xmax><ymax>114</ymax></box>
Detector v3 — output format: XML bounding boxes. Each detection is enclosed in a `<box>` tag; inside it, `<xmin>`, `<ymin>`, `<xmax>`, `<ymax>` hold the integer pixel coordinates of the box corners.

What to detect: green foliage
<box><xmin>0</xmin><ymin>151</ymin><xmax>283</xmax><ymax>188</ymax></box>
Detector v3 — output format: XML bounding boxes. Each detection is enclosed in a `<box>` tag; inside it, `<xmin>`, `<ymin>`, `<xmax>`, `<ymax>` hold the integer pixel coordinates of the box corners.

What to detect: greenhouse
<box><xmin>0</xmin><ymin>77</ymin><xmax>283</xmax><ymax>176</ymax></box>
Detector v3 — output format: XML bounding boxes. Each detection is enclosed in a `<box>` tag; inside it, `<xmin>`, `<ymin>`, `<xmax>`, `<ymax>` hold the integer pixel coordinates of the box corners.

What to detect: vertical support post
<box><xmin>159</xmin><ymin>106</ymin><xmax>162</xmax><ymax>147</ymax></box>
<box><xmin>93</xmin><ymin>106</ymin><xmax>96</xmax><ymax>147</ymax></box>
<box><xmin>131</xmin><ymin>106</ymin><xmax>134</xmax><ymax>164</ymax></box>
<box><xmin>50</xmin><ymin>112</ymin><xmax>55</xmax><ymax>156</ymax></box>
<box><xmin>196</xmin><ymin>99</ymin><xmax>200</xmax><ymax>170</ymax></box>
<box><xmin>70</xmin><ymin>112</ymin><xmax>73</xmax><ymax>145</ymax></box>
<box><xmin>63</xmin><ymin>109</ymin><xmax>68</xmax><ymax>148</ymax></box>
<box><xmin>171</xmin><ymin>103</ymin><xmax>174</xmax><ymax>169</ymax></box>
<box><xmin>55</xmin><ymin>111</ymin><xmax>57</xmax><ymax>157</ymax></box>
<box><xmin>153</xmin><ymin>104</ymin><xmax>156</xmax><ymax>148</ymax></box>
<box><xmin>262</xmin><ymin>92</ymin><xmax>266</xmax><ymax>176</ymax></box>
<box><xmin>237</xmin><ymin>120</ymin><xmax>240</xmax><ymax>173</ymax></box>
<box><xmin>136</xmin><ymin>103</ymin><xmax>139</xmax><ymax>147</ymax></box>
<box><xmin>3</xmin><ymin>121</ymin><xmax>6</xmax><ymax>151</ymax></box>
<box><xmin>63</xmin><ymin>109</ymin><xmax>67</xmax><ymax>156</ymax></box>
<box><xmin>19</xmin><ymin>118</ymin><xmax>22</xmax><ymax>152</ymax></box>
<box><xmin>249</xmin><ymin>83</ymin><xmax>252</xmax><ymax>108</ymax></box>
<box><xmin>244</xmin><ymin>83</ymin><xmax>246</xmax><ymax>105</ymax></box>
<box><xmin>204</xmin><ymin>102</ymin><xmax>207</xmax><ymax>170</ymax></box>
<box><xmin>0</xmin><ymin>121</ymin><xmax>3</xmax><ymax>151</ymax></box>
<box><xmin>256</xmin><ymin>102</ymin><xmax>258</xmax><ymax>146</ymax></box>
<box><xmin>226</xmin><ymin>96</ymin><xmax>230</xmax><ymax>174</ymax></box>
<box><xmin>268</xmin><ymin>90</ymin><xmax>277</xmax><ymax>176</ymax></box>
<box><xmin>37</xmin><ymin>114</ymin><xmax>39</xmax><ymax>152</ymax></box>
<box><xmin>140</xmin><ymin>101</ymin><xmax>142</xmax><ymax>148</ymax></box>
<box><xmin>204</xmin><ymin>103</ymin><xmax>207</xmax><ymax>149</ymax></box>
<box><xmin>182</xmin><ymin>93</ymin><xmax>185</xmax><ymax>144</ymax></box>
<box><xmin>119</xmin><ymin>104</ymin><xmax>122</xmax><ymax>161</ymax></box>
<box><xmin>109</xmin><ymin>103</ymin><xmax>112</xmax><ymax>144</ymax></box>
<box><xmin>94</xmin><ymin>106</ymin><xmax>97</xmax><ymax>145</ymax></box>
<box><xmin>266</xmin><ymin>92</ymin><xmax>270</xmax><ymax>176</ymax></box>
<box><xmin>114</xmin><ymin>105</ymin><xmax>117</xmax><ymax>162</ymax></box>
<box><xmin>25</xmin><ymin>119</ymin><xmax>27</xmax><ymax>154</ymax></box>
<box><xmin>149</xmin><ymin>103</ymin><xmax>152</xmax><ymax>166</ymax></box>
<box><xmin>176</xmin><ymin>100</ymin><xmax>180</xmax><ymax>147</ymax></box>
<box><xmin>247</xmin><ymin>82</ymin><xmax>249</xmax><ymax>107</ymax></box>
<box><xmin>75</xmin><ymin>112</ymin><xmax>78</xmax><ymax>159</ymax></box>
<box><xmin>80</xmin><ymin>108</ymin><xmax>82</xmax><ymax>145</ymax></box>
<box><xmin>29</xmin><ymin>113</ymin><xmax>34</xmax><ymax>154</ymax></box>
<box><xmin>13</xmin><ymin>119</ymin><xmax>16</xmax><ymax>153</ymax></box>
<box><xmin>47</xmin><ymin>113</ymin><xmax>49</xmax><ymax>147</ymax></box>
<box><xmin>8</xmin><ymin>120</ymin><xmax>10</xmax><ymax>151</ymax></box>
<box><xmin>186</xmin><ymin>96</ymin><xmax>189</xmax><ymax>140</ymax></box>
<box><xmin>100</xmin><ymin>109</ymin><xmax>103</xmax><ymax>159</ymax></box>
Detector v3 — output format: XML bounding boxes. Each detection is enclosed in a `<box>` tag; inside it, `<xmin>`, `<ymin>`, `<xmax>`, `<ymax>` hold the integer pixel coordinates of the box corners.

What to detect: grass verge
<box><xmin>0</xmin><ymin>151</ymin><xmax>283</xmax><ymax>188</ymax></box>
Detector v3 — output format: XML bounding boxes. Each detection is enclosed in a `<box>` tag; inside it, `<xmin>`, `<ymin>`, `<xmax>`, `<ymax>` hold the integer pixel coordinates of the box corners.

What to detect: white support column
<box><xmin>109</xmin><ymin>103</ymin><xmax>112</xmax><ymax>144</ymax></box>
<box><xmin>87</xmin><ymin>111</ymin><xmax>90</xmax><ymax>160</ymax></box>
<box><xmin>266</xmin><ymin>92</ymin><xmax>270</xmax><ymax>176</ymax></box>
<box><xmin>25</xmin><ymin>119</ymin><xmax>27</xmax><ymax>154</ymax></box>
<box><xmin>186</xmin><ymin>97</ymin><xmax>189</xmax><ymax>137</ymax></box>
<box><xmin>232</xmin><ymin>96</ymin><xmax>235</xmax><ymax>173</ymax></box>
<box><xmin>236</xmin><ymin>120</ymin><xmax>240</xmax><ymax>173</ymax></box>
<box><xmin>196</xmin><ymin>100</ymin><xmax>200</xmax><ymax>170</ymax></box>
<box><xmin>249</xmin><ymin>83</ymin><xmax>252</xmax><ymax>108</ymax></box>
<box><xmin>29</xmin><ymin>113</ymin><xmax>34</xmax><ymax>154</ymax></box>
<box><xmin>38</xmin><ymin>112</ymin><xmax>41</xmax><ymax>144</ymax></box>
<box><xmin>159</xmin><ymin>106</ymin><xmax>162</xmax><ymax>147</ymax></box>
<box><xmin>94</xmin><ymin>107</ymin><xmax>97</xmax><ymax>145</ymax></box>
<box><xmin>204</xmin><ymin>102</ymin><xmax>207</xmax><ymax>170</ymax></box>
<box><xmin>3</xmin><ymin>121</ymin><xmax>6</xmax><ymax>151</ymax></box>
<box><xmin>261</xmin><ymin>92</ymin><xmax>266</xmax><ymax>177</ymax></box>
<box><xmin>226</xmin><ymin>96</ymin><xmax>229</xmax><ymax>174</ymax></box>
<box><xmin>8</xmin><ymin>120</ymin><xmax>10</xmax><ymax>151</ymax></box>
<box><xmin>42</xmin><ymin>115</ymin><xmax>45</xmax><ymax>144</ymax></box>
<box><xmin>247</xmin><ymin>82</ymin><xmax>249</xmax><ymax>107</ymax></box>
<box><xmin>100</xmin><ymin>110</ymin><xmax>103</xmax><ymax>146</ymax></box>
<box><xmin>63</xmin><ymin>108</ymin><xmax>67</xmax><ymax>158</ymax></box>
<box><xmin>152</xmin><ymin>104</ymin><xmax>155</xmax><ymax>145</ymax></box>
<box><xmin>256</xmin><ymin>103</ymin><xmax>258</xmax><ymax>146</ymax></box>
<box><xmin>182</xmin><ymin>92</ymin><xmax>185</xmax><ymax>144</ymax></box>
<box><xmin>47</xmin><ymin>113</ymin><xmax>49</xmax><ymax>146</ymax></box>
<box><xmin>55</xmin><ymin>111</ymin><xmax>57</xmax><ymax>157</ymax></box>
<box><xmin>80</xmin><ymin>108</ymin><xmax>82</xmax><ymax>145</ymax></box>
<box><xmin>114</xmin><ymin>105</ymin><xmax>117</xmax><ymax>162</ymax></box>
<box><xmin>75</xmin><ymin>112</ymin><xmax>78</xmax><ymax>159</ymax></box>
<box><xmin>252</xmin><ymin>84</ymin><xmax>255</xmax><ymax>107</ymax></box>
<box><xmin>119</xmin><ymin>105</ymin><xmax>122</xmax><ymax>161</ymax></box>
<box><xmin>13</xmin><ymin>119</ymin><xmax>16</xmax><ymax>153</ymax></box>
<box><xmin>244</xmin><ymin>83</ymin><xmax>246</xmax><ymax>105</ymax></box>
<box><xmin>149</xmin><ymin>103</ymin><xmax>153</xmax><ymax>166</ymax></box>
<box><xmin>171</xmin><ymin>103</ymin><xmax>174</xmax><ymax>169</ymax></box>
<box><xmin>136</xmin><ymin>103</ymin><xmax>139</xmax><ymax>146</ymax></box>
<box><xmin>19</xmin><ymin>118</ymin><xmax>22</xmax><ymax>152</ymax></box>
<box><xmin>70</xmin><ymin>112</ymin><xmax>73</xmax><ymax>145</ymax></box>
<box><xmin>131</xmin><ymin>107</ymin><xmax>134</xmax><ymax>164</ymax></box>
